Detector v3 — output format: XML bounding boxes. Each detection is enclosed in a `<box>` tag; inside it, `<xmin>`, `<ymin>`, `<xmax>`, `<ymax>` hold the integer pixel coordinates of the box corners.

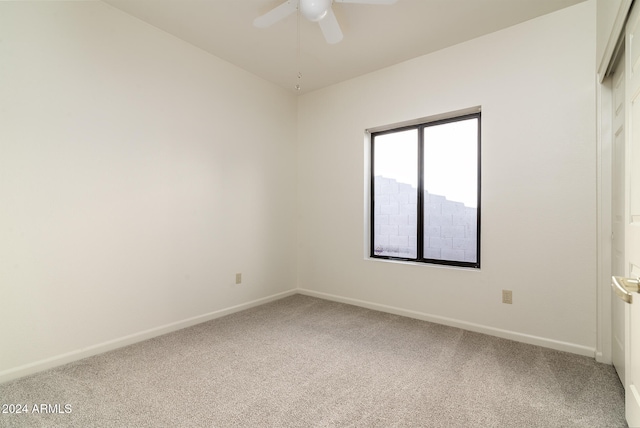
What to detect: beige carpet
<box><xmin>0</xmin><ymin>294</ymin><xmax>626</xmax><ymax>427</ymax></box>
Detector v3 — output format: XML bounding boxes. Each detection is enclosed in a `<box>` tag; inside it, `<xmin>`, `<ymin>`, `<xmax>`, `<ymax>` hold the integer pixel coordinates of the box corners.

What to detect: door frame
<box><xmin>597</xmin><ymin>72</ymin><xmax>614</xmax><ymax>364</ymax></box>
<box><xmin>597</xmin><ymin>0</ymin><xmax>633</xmax><ymax>365</ymax></box>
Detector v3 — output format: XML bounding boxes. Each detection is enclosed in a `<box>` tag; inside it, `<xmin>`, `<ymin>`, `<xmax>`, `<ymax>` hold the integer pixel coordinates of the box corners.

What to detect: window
<box><xmin>370</xmin><ymin>112</ymin><xmax>481</xmax><ymax>268</ymax></box>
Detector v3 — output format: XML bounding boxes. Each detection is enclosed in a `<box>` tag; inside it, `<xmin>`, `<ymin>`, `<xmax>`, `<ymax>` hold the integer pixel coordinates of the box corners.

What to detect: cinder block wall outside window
<box><xmin>374</xmin><ymin>177</ymin><xmax>477</xmax><ymax>262</ymax></box>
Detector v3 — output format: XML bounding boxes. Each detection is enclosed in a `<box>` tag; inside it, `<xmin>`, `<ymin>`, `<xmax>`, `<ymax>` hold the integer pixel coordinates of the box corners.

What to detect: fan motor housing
<box><xmin>300</xmin><ymin>0</ymin><xmax>331</xmax><ymax>22</ymax></box>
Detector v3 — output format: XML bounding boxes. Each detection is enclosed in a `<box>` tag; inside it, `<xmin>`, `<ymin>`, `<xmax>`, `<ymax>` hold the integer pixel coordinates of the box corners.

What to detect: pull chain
<box><xmin>295</xmin><ymin>4</ymin><xmax>302</xmax><ymax>91</ymax></box>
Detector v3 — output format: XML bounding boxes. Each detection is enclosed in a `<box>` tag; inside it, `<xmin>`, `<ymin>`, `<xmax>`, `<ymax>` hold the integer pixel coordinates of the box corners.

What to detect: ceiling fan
<box><xmin>253</xmin><ymin>0</ymin><xmax>398</xmax><ymax>44</ymax></box>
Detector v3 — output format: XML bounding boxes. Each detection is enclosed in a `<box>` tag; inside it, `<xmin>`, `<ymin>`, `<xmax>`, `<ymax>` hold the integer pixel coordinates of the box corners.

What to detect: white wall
<box><xmin>297</xmin><ymin>1</ymin><xmax>598</xmax><ymax>355</ymax></box>
<box><xmin>0</xmin><ymin>1</ymin><xmax>297</xmax><ymax>381</ymax></box>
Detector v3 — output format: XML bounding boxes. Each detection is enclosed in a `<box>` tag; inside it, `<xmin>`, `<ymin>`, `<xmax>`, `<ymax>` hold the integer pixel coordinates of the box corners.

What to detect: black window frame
<box><xmin>370</xmin><ymin>112</ymin><xmax>481</xmax><ymax>269</ymax></box>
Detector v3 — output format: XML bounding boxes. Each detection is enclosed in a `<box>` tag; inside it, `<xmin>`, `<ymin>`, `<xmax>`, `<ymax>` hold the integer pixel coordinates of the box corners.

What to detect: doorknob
<box><xmin>612</xmin><ymin>276</ymin><xmax>640</xmax><ymax>304</ymax></box>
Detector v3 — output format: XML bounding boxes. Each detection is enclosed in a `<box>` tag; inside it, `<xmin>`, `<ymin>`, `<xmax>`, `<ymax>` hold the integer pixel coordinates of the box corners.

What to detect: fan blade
<box><xmin>253</xmin><ymin>0</ymin><xmax>298</xmax><ymax>28</ymax></box>
<box><xmin>334</xmin><ymin>0</ymin><xmax>397</xmax><ymax>4</ymax></box>
<box><xmin>318</xmin><ymin>7</ymin><xmax>343</xmax><ymax>44</ymax></box>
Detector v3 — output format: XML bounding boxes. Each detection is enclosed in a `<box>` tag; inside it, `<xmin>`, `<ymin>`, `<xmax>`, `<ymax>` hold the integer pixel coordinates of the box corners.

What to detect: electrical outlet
<box><xmin>235</xmin><ymin>273</ymin><xmax>242</xmax><ymax>284</ymax></box>
<box><xmin>502</xmin><ymin>290</ymin><xmax>512</xmax><ymax>304</ymax></box>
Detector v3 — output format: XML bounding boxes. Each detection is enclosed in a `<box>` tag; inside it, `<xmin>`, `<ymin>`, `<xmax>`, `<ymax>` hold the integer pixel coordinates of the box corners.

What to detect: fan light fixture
<box><xmin>300</xmin><ymin>0</ymin><xmax>330</xmax><ymax>22</ymax></box>
<box><xmin>253</xmin><ymin>0</ymin><xmax>398</xmax><ymax>45</ymax></box>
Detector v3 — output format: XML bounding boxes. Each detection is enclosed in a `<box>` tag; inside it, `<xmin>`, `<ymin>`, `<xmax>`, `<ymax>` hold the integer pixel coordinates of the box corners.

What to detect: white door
<box><xmin>619</xmin><ymin>4</ymin><xmax>640</xmax><ymax>425</ymax></box>
<box><xmin>612</xmin><ymin>52</ymin><xmax>626</xmax><ymax>384</ymax></box>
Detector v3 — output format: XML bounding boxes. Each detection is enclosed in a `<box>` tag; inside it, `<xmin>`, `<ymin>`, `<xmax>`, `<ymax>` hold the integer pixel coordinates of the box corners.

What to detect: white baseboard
<box><xmin>0</xmin><ymin>289</ymin><xmax>297</xmax><ymax>384</ymax></box>
<box><xmin>297</xmin><ymin>288</ymin><xmax>596</xmax><ymax>358</ymax></box>
<box><xmin>1</xmin><ymin>287</ymin><xmax>598</xmax><ymax>385</ymax></box>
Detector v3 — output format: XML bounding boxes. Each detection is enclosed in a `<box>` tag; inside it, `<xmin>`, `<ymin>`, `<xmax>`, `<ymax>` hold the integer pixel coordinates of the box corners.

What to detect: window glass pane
<box><xmin>422</xmin><ymin>118</ymin><xmax>478</xmax><ymax>263</ymax></box>
<box><xmin>373</xmin><ymin>129</ymin><xmax>418</xmax><ymax>258</ymax></box>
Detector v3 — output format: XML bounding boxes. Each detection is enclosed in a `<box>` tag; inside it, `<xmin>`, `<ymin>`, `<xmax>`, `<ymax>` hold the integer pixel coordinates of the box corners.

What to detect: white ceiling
<box><xmin>103</xmin><ymin>0</ymin><xmax>586</xmax><ymax>94</ymax></box>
